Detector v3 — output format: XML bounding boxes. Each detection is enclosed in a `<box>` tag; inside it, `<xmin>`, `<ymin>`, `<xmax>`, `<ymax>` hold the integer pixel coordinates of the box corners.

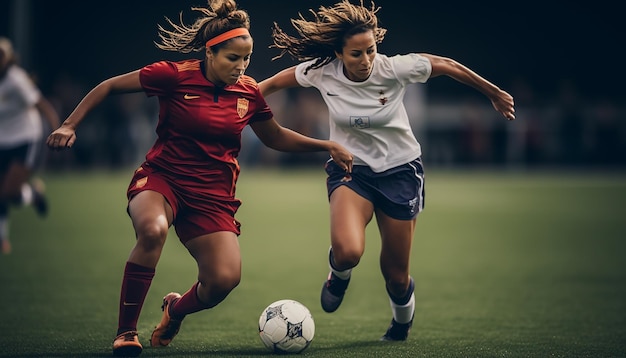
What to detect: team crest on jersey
<box><xmin>378</xmin><ymin>89</ymin><xmax>388</xmax><ymax>105</ymax></box>
<box><xmin>237</xmin><ymin>98</ymin><xmax>249</xmax><ymax>118</ymax></box>
<box><xmin>350</xmin><ymin>116</ymin><xmax>370</xmax><ymax>129</ymax></box>
<box><xmin>135</xmin><ymin>177</ymin><xmax>147</xmax><ymax>189</ymax></box>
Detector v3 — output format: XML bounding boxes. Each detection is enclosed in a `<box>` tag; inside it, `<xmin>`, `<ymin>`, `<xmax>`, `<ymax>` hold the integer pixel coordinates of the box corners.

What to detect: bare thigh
<box><xmin>329</xmin><ymin>186</ymin><xmax>374</xmax><ymax>270</ymax></box>
<box><xmin>127</xmin><ymin>190</ymin><xmax>174</xmax><ymax>268</ymax></box>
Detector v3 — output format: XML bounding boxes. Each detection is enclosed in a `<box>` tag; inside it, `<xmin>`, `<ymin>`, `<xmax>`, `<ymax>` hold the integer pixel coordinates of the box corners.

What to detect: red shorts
<box><xmin>126</xmin><ymin>163</ymin><xmax>242</xmax><ymax>243</ymax></box>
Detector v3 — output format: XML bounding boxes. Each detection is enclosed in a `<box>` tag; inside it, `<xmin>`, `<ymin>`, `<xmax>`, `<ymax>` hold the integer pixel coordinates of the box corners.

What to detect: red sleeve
<box><xmin>251</xmin><ymin>91</ymin><xmax>273</xmax><ymax>123</ymax></box>
<box><xmin>242</xmin><ymin>76</ymin><xmax>273</xmax><ymax>124</ymax></box>
<box><xmin>139</xmin><ymin>61</ymin><xmax>178</xmax><ymax>97</ymax></box>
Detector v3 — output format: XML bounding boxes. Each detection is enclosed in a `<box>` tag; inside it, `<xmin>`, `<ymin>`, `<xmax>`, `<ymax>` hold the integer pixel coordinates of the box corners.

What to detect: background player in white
<box><xmin>259</xmin><ymin>0</ymin><xmax>515</xmax><ymax>341</ymax></box>
<box><xmin>0</xmin><ymin>37</ymin><xmax>59</xmax><ymax>254</ymax></box>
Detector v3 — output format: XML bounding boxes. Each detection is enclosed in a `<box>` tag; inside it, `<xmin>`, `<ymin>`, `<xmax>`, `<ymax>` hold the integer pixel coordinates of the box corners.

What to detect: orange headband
<box><xmin>205</xmin><ymin>28</ymin><xmax>250</xmax><ymax>48</ymax></box>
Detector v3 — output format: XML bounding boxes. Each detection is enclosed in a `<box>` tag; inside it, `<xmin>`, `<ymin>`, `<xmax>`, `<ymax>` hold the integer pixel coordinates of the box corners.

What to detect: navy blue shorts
<box><xmin>0</xmin><ymin>140</ymin><xmax>43</xmax><ymax>172</ymax></box>
<box><xmin>325</xmin><ymin>158</ymin><xmax>425</xmax><ymax>220</ymax></box>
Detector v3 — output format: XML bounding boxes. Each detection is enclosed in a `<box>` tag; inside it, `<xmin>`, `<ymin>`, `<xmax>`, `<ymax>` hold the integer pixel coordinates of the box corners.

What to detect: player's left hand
<box><xmin>492</xmin><ymin>89</ymin><xmax>516</xmax><ymax>121</ymax></box>
<box><xmin>47</xmin><ymin>124</ymin><xmax>77</xmax><ymax>150</ymax></box>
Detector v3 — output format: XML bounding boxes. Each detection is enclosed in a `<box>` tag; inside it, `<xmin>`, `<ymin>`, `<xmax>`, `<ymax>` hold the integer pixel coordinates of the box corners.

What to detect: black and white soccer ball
<box><xmin>258</xmin><ymin>299</ymin><xmax>315</xmax><ymax>354</ymax></box>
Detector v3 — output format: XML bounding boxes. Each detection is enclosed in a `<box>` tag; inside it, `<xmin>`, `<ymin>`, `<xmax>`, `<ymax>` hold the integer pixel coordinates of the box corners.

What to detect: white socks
<box><xmin>328</xmin><ymin>247</ymin><xmax>352</xmax><ymax>280</ymax></box>
<box><xmin>21</xmin><ymin>183</ymin><xmax>34</xmax><ymax>205</ymax></box>
<box><xmin>388</xmin><ymin>277</ymin><xmax>415</xmax><ymax>324</ymax></box>
<box><xmin>390</xmin><ymin>292</ymin><xmax>415</xmax><ymax>324</ymax></box>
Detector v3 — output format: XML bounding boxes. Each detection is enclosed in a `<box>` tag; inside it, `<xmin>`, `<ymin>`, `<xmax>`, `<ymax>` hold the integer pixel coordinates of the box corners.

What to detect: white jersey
<box><xmin>295</xmin><ymin>53</ymin><xmax>431</xmax><ymax>172</ymax></box>
<box><xmin>0</xmin><ymin>65</ymin><xmax>43</xmax><ymax>147</ymax></box>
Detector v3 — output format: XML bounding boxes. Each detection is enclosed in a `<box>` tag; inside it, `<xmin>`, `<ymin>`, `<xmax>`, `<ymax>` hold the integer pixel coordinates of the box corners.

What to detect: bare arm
<box><xmin>257</xmin><ymin>67</ymin><xmax>355</xmax><ymax>168</ymax></box>
<box><xmin>421</xmin><ymin>54</ymin><xmax>516</xmax><ymax>121</ymax></box>
<box><xmin>250</xmin><ymin>118</ymin><xmax>352</xmax><ymax>172</ymax></box>
<box><xmin>35</xmin><ymin>96</ymin><xmax>60</xmax><ymax>131</ymax></box>
<box><xmin>258</xmin><ymin>66</ymin><xmax>300</xmax><ymax>97</ymax></box>
<box><xmin>47</xmin><ymin>70</ymin><xmax>143</xmax><ymax>149</ymax></box>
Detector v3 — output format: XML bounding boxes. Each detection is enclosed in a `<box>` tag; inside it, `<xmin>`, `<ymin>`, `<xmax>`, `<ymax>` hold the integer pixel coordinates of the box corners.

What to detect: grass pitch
<box><xmin>0</xmin><ymin>168</ymin><xmax>624</xmax><ymax>357</ymax></box>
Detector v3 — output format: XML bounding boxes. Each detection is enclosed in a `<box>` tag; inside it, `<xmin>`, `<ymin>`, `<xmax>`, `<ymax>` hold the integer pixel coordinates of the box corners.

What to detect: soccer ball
<box><xmin>258</xmin><ymin>299</ymin><xmax>315</xmax><ymax>354</ymax></box>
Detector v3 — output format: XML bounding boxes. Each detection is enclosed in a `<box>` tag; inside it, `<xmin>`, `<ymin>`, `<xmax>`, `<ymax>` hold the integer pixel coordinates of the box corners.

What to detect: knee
<box><xmin>217</xmin><ymin>269</ymin><xmax>241</xmax><ymax>293</ymax></box>
<box><xmin>384</xmin><ymin>272</ymin><xmax>411</xmax><ymax>297</ymax></box>
<box><xmin>380</xmin><ymin>252</ymin><xmax>410</xmax><ymax>283</ymax></box>
<box><xmin>134</xmin><ymin>219</ymin><xmax>168</xmax><ymax>251</ymax></box>
<box><xmin>331</xmin><ymin>246</ymin><xmax>362</xmax><ymax>270</ymax></box>
<box><xmin>199</xmin><ymin>268</ymin><xmax>241</xmax><ymax>299</ymax></box>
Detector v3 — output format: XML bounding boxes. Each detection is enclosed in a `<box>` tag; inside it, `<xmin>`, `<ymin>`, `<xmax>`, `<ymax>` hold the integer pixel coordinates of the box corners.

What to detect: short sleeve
<box><xmin>251</xmin><ymin>88</ymin><xmax>274</xmax><ymax>124</ymax></box>
<box><xmin>392</xmin><ymin>54</ymin><xmax>432</xmax><ymax>85</ymax></box>
<box><xmin>294</xmin><ymin>60</ymin><xmax>320</xmax><ymax>88</ymax></box>
<box><xmin>139</xmin><ymin>61</ymin><xmax>178</xmax><ymax>97</ymax></box>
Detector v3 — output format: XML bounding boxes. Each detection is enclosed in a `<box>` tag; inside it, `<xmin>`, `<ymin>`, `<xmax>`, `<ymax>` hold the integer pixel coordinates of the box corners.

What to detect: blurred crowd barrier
<box><xmin>42</xmin><ymin>75</ymin><xmax>625</xmax><ymax>171</ymax></box>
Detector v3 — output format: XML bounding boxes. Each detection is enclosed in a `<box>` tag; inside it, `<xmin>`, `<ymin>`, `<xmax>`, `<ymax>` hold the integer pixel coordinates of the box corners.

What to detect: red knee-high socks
<box><xmin>117</xmin><ymin>262</ymin><xmax>155</xmax><ymax>335</ymax></box>
<box><xmin>117</xmin><ymin>263</ymin><xmax>213</xmax><ymax>335</ymax></box>
<box><xmin>169</xmin><ymin>281</ymin><xmax>212</xmax><ymax>319</ymax></box>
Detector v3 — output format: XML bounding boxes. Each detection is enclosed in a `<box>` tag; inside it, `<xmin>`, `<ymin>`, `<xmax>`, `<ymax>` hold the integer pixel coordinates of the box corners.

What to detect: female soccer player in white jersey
<box><xmin>0</xmin><ymin>37</ymin><xmax>59</xmax><ymax>254</ymax></box>
<box><xmin>259</xmin><ymin>0</ymin><xmax>515</xmax><ymax>341</ymax></box>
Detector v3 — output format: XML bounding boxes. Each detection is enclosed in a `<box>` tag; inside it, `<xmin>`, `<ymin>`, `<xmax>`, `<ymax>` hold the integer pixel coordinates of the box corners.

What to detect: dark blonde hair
<box><xmin>0</xmin><ymin>37</ymin><xmax>17</xmax><ymax>71</ymax></box>
<box><xmin>270</xmin><ymin>0</ymin><xmax>386</xmax><ymax>73</ymax></box>
<box><xmin>156</xmin><ymin>0</ymin><xmax>250</xmax><ymax>53</ymax></box>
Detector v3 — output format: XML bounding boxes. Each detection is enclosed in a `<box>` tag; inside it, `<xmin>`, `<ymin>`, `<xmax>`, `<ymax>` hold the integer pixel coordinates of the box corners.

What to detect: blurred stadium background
<box><xmin>1</xmin><ymin>0</ymin><xmax>624</xmax><ymax>171</ymax></box>
<box><xmin>2</xmin><ymin>2</ymin><xmax>625</xmax><ymax>356</ymax></box>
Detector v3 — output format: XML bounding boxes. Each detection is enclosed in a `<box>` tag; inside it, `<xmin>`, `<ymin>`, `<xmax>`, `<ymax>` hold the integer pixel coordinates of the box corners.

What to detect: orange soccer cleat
<box><xmin>150</xmin><ymin>292</ymin><xmax>183</xmax><ymax>347</ymax></box>
<box><xmin>112</xmin><ymin>330</ymin><xmax>142</xmax><ymax>357</ymax></box>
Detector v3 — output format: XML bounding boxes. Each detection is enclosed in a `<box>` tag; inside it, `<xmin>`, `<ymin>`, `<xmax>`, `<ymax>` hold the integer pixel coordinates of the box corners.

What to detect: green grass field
<box><xmin>1</xmin><ymin>168</ymin><xmax>625</xmax><ymax>357</ymax></box>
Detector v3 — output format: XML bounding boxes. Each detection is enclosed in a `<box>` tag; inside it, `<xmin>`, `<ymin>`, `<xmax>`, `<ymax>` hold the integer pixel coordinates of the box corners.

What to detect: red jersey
<box><xmin>139</xmin><ymin>59</ymin><xmax>273</xmax><ymax>198</ymax></box>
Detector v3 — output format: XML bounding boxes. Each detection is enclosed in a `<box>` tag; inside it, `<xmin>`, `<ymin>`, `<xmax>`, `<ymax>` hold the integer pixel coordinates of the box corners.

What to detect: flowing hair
<box><xmin>270</xmin><ymin>0</ymin><xmax>386</xmax><ymax>73</ymax></box>
<box><xmin>155</xmin><ymin>0</ymin><xmax>250</xmax><ymax>53</ymax></box>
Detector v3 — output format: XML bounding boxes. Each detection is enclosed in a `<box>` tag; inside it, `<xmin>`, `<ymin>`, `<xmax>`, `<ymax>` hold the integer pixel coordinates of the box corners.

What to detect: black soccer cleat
<box><xmin>320</xmin><ymin>272</ymin><xmax>350</xmax><ymax>313</ymax></box>
<box><xmin>30</xmin><ymin>179</ymin><xmax>48</xmax><ymax>217</ymax></box>
<box><xmin>380</xmin><ymin>316</ymin><xmax>413</xmax><ymax>341</ymax></box>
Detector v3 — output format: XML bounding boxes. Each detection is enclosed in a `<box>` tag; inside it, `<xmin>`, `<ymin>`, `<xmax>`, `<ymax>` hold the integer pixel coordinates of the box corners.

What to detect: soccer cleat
<box><xmin>30</xmin><ymin>179</ymin><xmax>48</xmax><ymax>217</ymax></box>
<box><xmin>380</xmin><ymin>316</ymin><xmax>413</xmax><ymax>341</ymax></box>
<box><xmin>150</xmin><ymin>292</ymin><xmax>183</xmax><ymax>347</ymax></box>
<box><xmin>112</xmin><ymin>330</ymin><xmax>142</xmax><ymax>357</ymax></box>
<box><xmin>320</xmin><ymin>272</ymin><xmax>350</xmax><ymax>313</ymax></box>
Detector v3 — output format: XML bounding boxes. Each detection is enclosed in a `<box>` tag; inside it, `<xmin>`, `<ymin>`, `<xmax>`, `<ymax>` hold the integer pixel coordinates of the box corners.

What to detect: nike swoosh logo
<box><xmin>184</xmin><ymin>94</ymin><xmax>200</xmax><ymax>100</ymax></box>
<box><xmin>123</xmin><ymin>301</ymin><xmax>139</xmax><ymax>306</ymax></box>
<box><xmin>326</xmin><ymin>92</ymin><xmax>339</xmax><ymax>96</ymax></box>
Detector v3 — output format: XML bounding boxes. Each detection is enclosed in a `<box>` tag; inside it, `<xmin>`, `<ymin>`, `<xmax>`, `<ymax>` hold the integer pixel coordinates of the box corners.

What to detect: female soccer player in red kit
<box><xmin>46</xmin><ymin>1</ymin><xmax>353</xmax><ymax>356</ymax></box>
